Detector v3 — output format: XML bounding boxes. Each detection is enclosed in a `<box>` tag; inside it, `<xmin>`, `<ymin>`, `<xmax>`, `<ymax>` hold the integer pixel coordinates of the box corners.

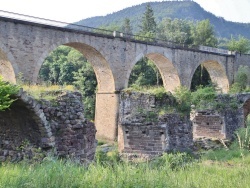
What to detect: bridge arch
<box><xmin>127</xmin><ymin>52</ymin><xmax>181</xmax><ymax>92</ymax></box>
<box><xmin>0</xmin><ymin>43</ymin><xmax>18</xmax><ymax>83</ymax></box>
<box><xmin>191</xmin><ymin>60</ymin><xmax>229</xmax><ymax>93</ymax></box>
<box><xmin>34</xmin><ymin>42</ymin><xmax>115</xmax><ymax>93</ymax></box>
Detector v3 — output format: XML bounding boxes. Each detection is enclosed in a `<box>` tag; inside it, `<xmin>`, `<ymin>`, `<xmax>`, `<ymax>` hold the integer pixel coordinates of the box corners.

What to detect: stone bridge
<box><xmin>0</xmin><ymin>13</ymin><xmax>250</xmax><ymax>140</ymax></box>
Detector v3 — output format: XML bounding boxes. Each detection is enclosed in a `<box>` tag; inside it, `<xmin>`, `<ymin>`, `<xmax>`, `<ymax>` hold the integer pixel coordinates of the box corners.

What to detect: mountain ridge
<box><xmin>75</xmin><ymin>1</ymin><xmax>250</xmax><ymax>39</ymax></box>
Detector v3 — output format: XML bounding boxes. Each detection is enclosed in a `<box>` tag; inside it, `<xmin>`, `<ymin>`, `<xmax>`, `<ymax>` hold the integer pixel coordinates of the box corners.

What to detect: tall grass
<box><xmin>1</xmin><ymin>153</ymin><xmax>250</xmax><ymax>188</ymax></box>
<box><xmin>21</xmin><ymin>84</ymin><xmax>75</xmax><ymax>100</ymax></box>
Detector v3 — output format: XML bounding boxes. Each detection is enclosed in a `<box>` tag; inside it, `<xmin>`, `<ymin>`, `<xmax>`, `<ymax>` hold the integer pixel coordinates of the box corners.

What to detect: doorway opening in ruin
<box><xmin>191</xmin><ymin>61</ymin><xmax>229</xmax><ymax>93</ymax></box>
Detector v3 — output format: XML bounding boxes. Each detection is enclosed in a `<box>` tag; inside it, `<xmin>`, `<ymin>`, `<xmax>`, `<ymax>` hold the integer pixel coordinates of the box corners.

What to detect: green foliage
<box><xmin>151</xmin><ymin>152</ymin><xmax>193</xmax><ymax>171</ymax></box>
<box><xmin>191</xmin><ymin>65</ymin><xmax>212</xmax><ymax>91</ymax></box>
<box><xmin>173</xmin><ymin>86</ymin><xmax>192</xmax><ymax>114</ymax></box>
<box><xmin>39</xmin><ymin>46</ymin><xmax>97</xmax><ymax>120</ymax></box>
<box><xmin>95</xmin><ymin>149</ymin><xmax>120</xmax><ymax>166</ymax></box>
<box><xmin>73</xmin><ymin>63</ymin><xmax>97</xmax><ymax>120</ymax></box>
<box><xmin>191</xmin><ymin>19</ymin><xmax>218</xmax><ymax>47</ymax></box>
<box><xmin>191</xmin><ymin>85</ymin><xmax>216</xmax><ymax>110</ymax></box>
<box><xmin>78</xmin><ymin>1</ymin><xmax>250</xmax><ymax>40</ymax></box>
<box><xmin>128</xmin><ymin>58</ymin><xmax>162</xmax><ymax>87</ymax></box>
<box><xmin>3</xmin><ymin>151</ymin><xmax>250</xmax><ymax>187</ymax></box>
<box><xmin>21</xmin><ymin>85</ymin><xmax>75</xmax><ymax>101</ymax></box>
<box><xmin>139</xmin><ymin>4</ymin><xmax>157</xmax><ymax>35</ymax></box>
<box><xmin>0</xmin><ymin>76</ymin><xmax>19</xmax><ymax>111</ymax></box>
<box><xmin>235</xmin><ymin>117</ymin><xmax>250</xmax><ymax>151</ymax></box>
<box><xmin>157</xmin><ymin>18</ymin><xmax>193</xmax><ymax>45</ymax></box>
<box><xmin>121</xmin><ymin>18</ymin><xmax>133</xmax><ymax>34</ymax></box>
<box><xmin>229</xmin><ymin>65</ymin><xmax>250</xmax><ymax>93</ymax></box>
<box><xmin>227</xmin><ymin>35</ymin><xmax>250</xmax><ymax>54</ymax></box>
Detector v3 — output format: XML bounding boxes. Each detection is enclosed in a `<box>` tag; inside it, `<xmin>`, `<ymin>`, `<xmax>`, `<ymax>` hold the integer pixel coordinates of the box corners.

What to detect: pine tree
<box><xmin>140</xmin><ymin>4</ymin><xmax>157</xmax><ymax>35</ymax></box>
<box><xmin>122</xmin><ymin>18</ymin><xmax>132</xmax><ymax>35</ymax></box>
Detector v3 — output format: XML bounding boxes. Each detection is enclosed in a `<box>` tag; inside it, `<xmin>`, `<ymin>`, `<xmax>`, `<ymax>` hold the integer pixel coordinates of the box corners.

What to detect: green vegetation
<box><xmin>0</xmin><ymin>76</ymin><xmax>19</xmax><ymax>111</ymax></box>
<box><xmin>38</xmin><ymin>46</ymin><xmax>97</xmax><ymax>120</ymax></box>
<box><xmin>1</xmin><ymin>138</ymin><xmax>250</xmax><ymax>187</ymax></box>
<box><xmin>230</xmin><ymin>65</ymin><xmax>250</xmax><ymax>94</ymax></box>
<box><xmin>77</xmin><ymin>1</ymin><xmax>250</xmax><ymax>41</ymax></box>
<box><xmin>21</xmin><ymin>85</ymin><xmax>75</xmax><ymax>101</ymax></box>
<box><xmin>191</xmin><ymin>85</ymin><xmax>216</xmax><ymax>110</ymax></box>
<box><xmin>227</xmin><ymin>35</ymin><xmax>250</xmax><ymax>54</ymax></box>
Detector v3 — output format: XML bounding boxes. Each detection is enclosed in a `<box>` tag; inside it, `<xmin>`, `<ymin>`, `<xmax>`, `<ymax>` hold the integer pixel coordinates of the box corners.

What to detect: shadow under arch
<box><xmin>33</xmin><ymin>42</ymin><xmax>115</xmax><ymax>93</ymax></box>
<box><xmin>127</xmin><ymin>52</ymin><xmax>181</xmax><ymax>92</ymax></box>
<box><xmin>0</xmin><ymin>44</ymin><xmax>18</xmax><ymax>83</ymax></box>
<box><xmin>191</xmin><ymin>60</ymin><xmax>229</xmax><ymax>93</ymax></box>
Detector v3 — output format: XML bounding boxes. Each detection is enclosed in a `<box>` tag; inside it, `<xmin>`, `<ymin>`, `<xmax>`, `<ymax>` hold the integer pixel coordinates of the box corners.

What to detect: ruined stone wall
<box><xmin>0</xmin><ymin>90</ymin><xmax>97</xmax><ymax>162</ymax></box>
<box><xmin>192</xmin><ymin>94</ymin><xmax>250</xmax><ymax>140</ymax></box>
<box><xmin>118</xmin><ymin>92</ymin><xmax>193</xmax><ymax>156</ymax></box>
<box><xmin>192</xmin><ymin>111</ymin><xmax>225</xmax><ymax>139</ymax></box>
<box><xmin>41</xmin><ymin>92</ymin><xmax>97</xmax><ymax>161</ymax></box>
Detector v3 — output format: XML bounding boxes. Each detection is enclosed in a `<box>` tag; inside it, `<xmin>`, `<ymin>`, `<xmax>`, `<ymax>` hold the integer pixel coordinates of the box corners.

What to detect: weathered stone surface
<box><xmin>0</xmin><ymin>90</ymin><xmax>97</xmax><ymax>163</ymax></box>
<box><xmin>118</xmin><ymin>92</ymin><xmax>193</xmax><ymax>156</ymax></box>
<box><xmin>192</xmin><ymin>94</ymin><xmax>250</xmax><ymax>140</ymax></box>
<box><xmin>1</xmin><ymin>17</ymin><xmax>250</xmax><ymax>141</ymax></box>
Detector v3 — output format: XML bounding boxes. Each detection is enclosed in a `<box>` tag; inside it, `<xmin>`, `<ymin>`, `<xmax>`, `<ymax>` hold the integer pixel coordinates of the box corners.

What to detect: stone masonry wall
<box><xmin>192</xmin><ymin>94</ymin><xmax>250</xmax><ymax>140</ymax></box>
<box><xmin>118</xmin><ymin>92</ymin><xmax>193</xmax><ymax>156</ymax></box>
<box><xmin>192</xmin><ymin>111</ymin><xmax>225</xmax><ymax>139</ymax></box>
<box><xmin>41</xmin><ymin>92</ymin><xmax>97</xmax><ymax>162</ymax></box>
<box><xmin>0</xmin><ymin>90</ymin><xmax>97</xmax><ymax>162</ymax></box>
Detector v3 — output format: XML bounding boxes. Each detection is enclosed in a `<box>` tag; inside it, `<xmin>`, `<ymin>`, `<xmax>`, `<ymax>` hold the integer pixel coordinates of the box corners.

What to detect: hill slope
<box><xmin>75</xmin><ymin>1</ymin><xmax>250</xmax><ymax>39</ymax></box>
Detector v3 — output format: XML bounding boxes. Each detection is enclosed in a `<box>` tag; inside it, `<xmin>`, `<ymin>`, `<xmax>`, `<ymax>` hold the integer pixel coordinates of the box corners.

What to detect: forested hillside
<box><xmin>76</xmin><ymin>1</ymin><xmax>250</xmax><ymax>39</ymax></box>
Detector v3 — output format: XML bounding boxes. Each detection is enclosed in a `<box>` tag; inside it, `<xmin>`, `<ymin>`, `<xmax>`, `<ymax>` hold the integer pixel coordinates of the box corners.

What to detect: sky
<box><xmin>0</xmin><ymin>0</ymin><xmax>249</xmax><ymax>24</ymax></box>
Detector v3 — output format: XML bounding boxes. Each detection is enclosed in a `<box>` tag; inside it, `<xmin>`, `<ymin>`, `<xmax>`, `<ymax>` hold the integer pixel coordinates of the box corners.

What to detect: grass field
<box><xmin>0</xmin><ymin>147</ymin><xmax>250</xmax><ymax>188</ymax></box>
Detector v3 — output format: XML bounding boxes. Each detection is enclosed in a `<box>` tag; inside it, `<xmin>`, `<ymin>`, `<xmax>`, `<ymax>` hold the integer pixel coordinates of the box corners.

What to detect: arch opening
<box><xmin>36</xmin><ymin>42</ymin><xmax>118</xmax><ymax>140</ymax></box>
<box><xmin>128</xmin><ymin>53</ymin><xmax>181</xmax><ymax>93</ymax></box>
<box><xmin>191</xmin><ymin>65</ymin><xmax>212</xmax><ymax>91</ymax></box>
<box><xmin>0</xmin><ymin>99</ymin><xmax>43</xmax><ymax>161</ymax></box>
<box><xmin>0</xmin><ymin>49</ymin><xmax>16</xmax><ymax>83</ymax></box>
<box><xmin>191</xmin><ymin>60</ymin><xmax>229</xmax><ymax>93</ymax></box>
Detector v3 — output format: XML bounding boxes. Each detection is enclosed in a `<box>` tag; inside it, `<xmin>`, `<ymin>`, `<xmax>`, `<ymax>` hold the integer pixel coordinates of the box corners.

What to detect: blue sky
<box><xmin>0</xmin><ymin>0</ymin><xmax>249</xmax><ymax>23</ymax></box>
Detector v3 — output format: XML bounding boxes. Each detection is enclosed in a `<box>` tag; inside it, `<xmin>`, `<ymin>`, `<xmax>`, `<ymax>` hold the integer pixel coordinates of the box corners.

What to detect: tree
<box><xmin>230</xmin><ymin>65</ymin><xmax>250</xmax><ymax>93</ymax></box>
<box><xmin>191</xmin><ymin>65</ymin><xmax>211</xmax><ymax>91</ymax></box>
<box><xmin>0</xmin><ymin>76</ymin><xmax>19</xmax><ymax>111</ymax></box>
<box><xmin>138</xmin><ymin>4</ymin><xmax>157</xmax><ymax>40</ymax></box>
<box><xmin>121</xmin><ymin>18</ymin><xmax>133</xmax><ymax>35</ymax></box>
<box><xmin>191</xmin><ymin>19</ymin><xmax>218</xmax><ymax>47</ymax></box>
<box><xmin>73</xmin><ymin>63</ymin><xmax>97</xmax><ymax>120</ymax></box>
<box><xmin>157</xmin><ymin>18</ymin><xmax>193</xmax><ymax>45</ymax></box>
<box><xmin>128</xmin><ymin>58</ymin><xmax>162</xmax><ymax>87</ymax></box>
<box><xmin>227</xmin><ymin>35</ymin><xmax>250</xmax><ymax>54</ymax></box>
<box><xmin>39</xmin><ymin>46</ymin><xmax>98</xmax><ymax>121</ymax></box>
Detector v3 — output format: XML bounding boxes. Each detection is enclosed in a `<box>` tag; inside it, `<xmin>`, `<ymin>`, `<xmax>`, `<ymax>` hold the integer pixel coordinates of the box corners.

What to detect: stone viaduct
<box><xmin>0</xmin><ymin>14</ymin><xmax>250</xmax><ymax>140</ymax></box>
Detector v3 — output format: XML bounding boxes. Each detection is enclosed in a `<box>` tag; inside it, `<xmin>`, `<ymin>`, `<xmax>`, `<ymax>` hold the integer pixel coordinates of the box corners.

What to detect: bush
<box><xmin>191</xmin><ymin>85</ymin><xmax>216</xmax><ymax>110</ymax></box>
<box><xmin>0</xmin><ymin>76</ymin><xmax>19</xmax><ymax>111</ymax></box>
<box><xmin>173</xmin><ymin>86</ymin><xmax>192</xmax><ymax>114</ymax></box>
<box><xmin>230</xmin><ymin>65</ymin><xmax>250</xmax><ymax>93</ymax></box>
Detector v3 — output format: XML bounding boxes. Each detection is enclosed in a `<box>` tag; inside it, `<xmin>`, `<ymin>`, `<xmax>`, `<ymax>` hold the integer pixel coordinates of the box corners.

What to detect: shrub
<box><xmin>230</xmin><ymin>65</ymin><xmax>250</xmax><ymax>93</ymax></box>
<box><xmin>0</xmin><ymin>76</ymin><xmax>19</xmax><ymax>111</ymax></box>
<box><xmin>173</xmin><ymin>86</ymin><xmax>192</xmax><ymax>114</ymax></box>
<box><xmin>191</xmin><ymin>85</ymin><xmax>216</xmax><ymax>110</ymax></box>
